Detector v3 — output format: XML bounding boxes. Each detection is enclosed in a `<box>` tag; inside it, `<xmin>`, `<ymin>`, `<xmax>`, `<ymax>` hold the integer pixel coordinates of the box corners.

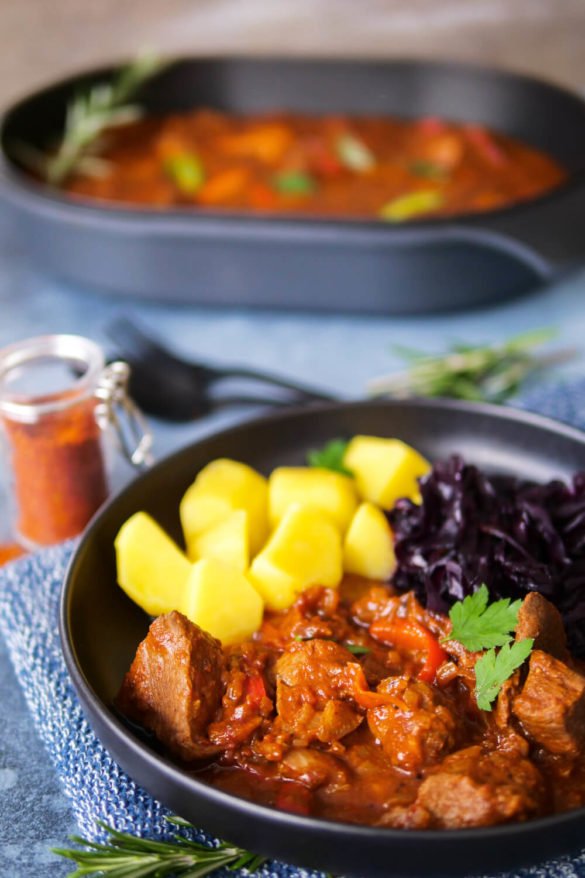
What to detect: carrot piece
<box><xmin>197</xmin><ymin>167</ymin><xmax>250</xmax><ymax>205</ymax></box>
<box><xmin>247</xmin><ymin>182</ymin><xmax>280</xmax><ymax>210</ymax></box>
<box><xmin>217</xmin><ymin>124</ymin><xmax>293</xmax><ymax>163</ymax></box>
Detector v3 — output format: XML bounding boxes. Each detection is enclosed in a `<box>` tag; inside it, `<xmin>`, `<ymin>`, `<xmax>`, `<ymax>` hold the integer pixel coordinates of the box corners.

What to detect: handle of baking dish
<box><xmin>443</xmin><ymin>179</ymin><xmax>585</xmax><ymax>284</ymax></box>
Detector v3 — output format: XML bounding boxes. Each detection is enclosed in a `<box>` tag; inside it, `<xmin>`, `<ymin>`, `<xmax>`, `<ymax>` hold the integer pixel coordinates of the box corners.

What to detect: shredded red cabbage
<box><xmin>388</xmin><ymin>456</ymin><xmax>585</xmax><ymax>656</ymax></box>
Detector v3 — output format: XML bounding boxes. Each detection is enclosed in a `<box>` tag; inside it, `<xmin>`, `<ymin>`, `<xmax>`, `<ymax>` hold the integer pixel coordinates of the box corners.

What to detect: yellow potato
<box><xmin>187</xmin><ymin>509</ymin><xmax>249</xmax><ymax>572</ymax></box>
<box><xmin>115</xmin><ymin>511</ymin><xmax>191</xmax><ymax>616</ymax></box>
<box><xmin>180</xmin><ymin>458</ymin><xmax>268</xmax><ymax>555</ymax></box>
<box><xmin>343</xmin><ymin>502</ymin><xmax>397</xmax><ymax>580</ymax></box>
<box><xmin>344</xmin><ymin>436</ymin><xmax>431</xmax><ymax>508</ymax></box>
<box><xmin>249</xmin><ymin>503</ymin><xmax>342</xmax><ymax>611</ymax></box>
<box><xmin>181</xmin><ymin>558</ymin><xmax>264</xmax><ymax>645</ymax></box>
<box><xmin>268</xmin><ymin>466</ymin><xmax>358</xmax><ymax>533</ymax></box>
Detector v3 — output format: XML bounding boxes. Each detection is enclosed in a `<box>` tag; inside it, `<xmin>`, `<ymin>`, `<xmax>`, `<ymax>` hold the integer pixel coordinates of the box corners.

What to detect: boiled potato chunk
<box><xmin>115</xmin><ymin>512</ymin><xmax>191</xmax><ymax>615</ymax></box>
<box><xmin>181</xmin><ymin>558</ymin><xmax>263</xmax><ymax>645</ymax></box>
<box><xmin>344</xmin><ymin>436</ymin><xmax>430</xmax><ymax>509</ymax></box>
<box><xmin>180</xmin><ymin>458</ymin><xmax>268</xmax><ymax>555</ymax></box>
<box><xmin>187</xmin><ymin>509</ymin><xmax>249</xmax><ymax>572</ymax></box>
<box><xmin>343</xmin><ymin>502</ymin><xmax>397</xmax><ymax>580</ymax></box>
<box><xmin>269</xmin><ymin>466</ymin><xmax>358</xmax><ymax>533</ymax></box>
<box><xmin>249</xmin><ymin>503</ymin><xmax>342</xmax><ymax>611</ymax></box>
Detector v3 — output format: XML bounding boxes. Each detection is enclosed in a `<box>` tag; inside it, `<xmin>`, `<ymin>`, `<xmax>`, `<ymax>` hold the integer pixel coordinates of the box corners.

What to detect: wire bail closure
<box><xmin>95</xmin><ymin>361</ymin><xmax>154</xmax><ymax>469</ymax></box>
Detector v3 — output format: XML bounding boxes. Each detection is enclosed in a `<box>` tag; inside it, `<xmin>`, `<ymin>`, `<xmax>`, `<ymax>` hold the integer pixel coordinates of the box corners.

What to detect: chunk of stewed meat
<box><xmin>267</xmin><ymin>586</ymin><xmax>352</xmax><ymax>645</ymax></box>
<box><xmin>116</xmin><ymin>611</ymin><xmax>223</xmax><ymax>761</ymax></box>
<box><xmin>493</xmin><ymin>674</ymin><xmax>530</xmax><ymax>757</ymax></box>
<box><xmin>513</xmin><ymin>649</ymin><xmax>585</xmax><ymax>756</ymax></box>
<box><xmin>278</xmin><ymin>748</ymin><xmax>351</xmax><ymax>791</ymax></box>
<box><xmin>275</xmin><ymin>639</ymin><xmax>363</xmax><ymax>744</ymax></box>
<box><xmin>367</xmin><ymin>676</ymin><xmax>458</xmax><ymax>773</ymax></box>
<box><xmin>515</xmin><ymin>593</ymin><xmax>570</xmax><ymax>663</ymax></box>
<box><xmin>416</xmin><ymin>746</ymin><xmax>546</xmax><ymax>828</ymax></box>
<box><xmin>208</xmin><ymin>644</ymin><xmax>274</xmax><ymax>749</ymax></box>
<box><xmin>350</xmin><ymin>586</ymin><xmax>399</xmax><ymax>626</ymax></box>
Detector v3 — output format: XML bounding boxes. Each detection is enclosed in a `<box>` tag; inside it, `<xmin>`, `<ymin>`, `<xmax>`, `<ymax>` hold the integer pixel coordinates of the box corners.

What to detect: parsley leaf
<box><xmin>307</xmin><ymin>439</ymin><xmax>353</xmax><ymax>476</ymax></box>
<box><xmin>474</xmin><ymin>638</ymin><xmax>534</xmax><ymax>711</ymax></box>
<box><xmin>345</xmin><ymin>643</ymin><xmax>371</xmax><ymax>655</ymax></box>
<box><xmin>273</xmin><ymin>171</ymin><xmax>316</xmax><ymax>195</ymax></box>
<box><xmin>444</xmin><ymin>583</ymin><xmax>522</xmax><ymax>652</ymax></box>
<box><xmin>409</xmin><ymin>159</ymin><xmax>449</xmax><ymax>180</ymax></box>
<box><xmin>294</xmin><ymin>635</ymin><xmax>370</xmax><ymax>655</ymax></box>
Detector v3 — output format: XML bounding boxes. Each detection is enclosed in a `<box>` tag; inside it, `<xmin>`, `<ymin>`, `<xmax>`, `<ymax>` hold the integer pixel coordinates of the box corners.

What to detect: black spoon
<box><xmin>107</xmin><ymin>317</ymin><xmax>338</xmax><ymax>422</ymax></box>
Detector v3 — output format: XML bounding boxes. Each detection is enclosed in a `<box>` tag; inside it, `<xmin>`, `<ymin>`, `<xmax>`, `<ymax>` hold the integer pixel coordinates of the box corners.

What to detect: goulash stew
<box><xmin>114</xmin><ymin>446</ymin><xmax>585</xmax><ymax>831</ymax></box>
<box><xmin>65</xmin><ymin>111</ymin><xmax>566</xmax><ymax>221</ymax></box>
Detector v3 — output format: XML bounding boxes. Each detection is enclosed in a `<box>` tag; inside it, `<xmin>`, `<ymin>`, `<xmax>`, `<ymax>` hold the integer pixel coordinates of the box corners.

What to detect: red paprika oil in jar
<box><xmin>0</xmin><ymin>335</ymin><xmax>109</xmax><ymax>548</ymax></box>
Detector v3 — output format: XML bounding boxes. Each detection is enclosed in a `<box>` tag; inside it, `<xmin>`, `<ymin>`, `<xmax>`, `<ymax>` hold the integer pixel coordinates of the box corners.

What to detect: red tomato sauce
<box><xmin>65</xmin><ymin>110</ymin><xmax>567</xmax><ymax>221</ymax></box>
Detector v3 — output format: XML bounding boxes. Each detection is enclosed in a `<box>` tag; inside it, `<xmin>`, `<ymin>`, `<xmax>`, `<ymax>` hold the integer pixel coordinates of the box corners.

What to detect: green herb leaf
<box><xmin>367</xmin><ymin>329</ymin><xmax>575</xmax><ymax>404</ymax></box>
<box><xmin>336</xmin><ymin>133</ymin><xmax>375</xmax><ymax>171</ymax></box>
<box><xmin>345</xmin><ymin>643</ymin><xmax>371</xmax><ymax>655</ymax></box>
<box><xmin>273</xmin><ymin>171</ymin><xmax>315</xmax><ymax>195</ymax></box>
<box><xmin>307</xmin><ymin>438</ymin><xmax>353</xmax><ymax>476</ymax></box>
<box><xmin>474</xmin><ymin>638</ymin><xmax>534</xmax><ymax>711</ymax></box>
<box><xmin>443</xmin><ymin>584</ymin><xmax>522</xmax><ymax>652</ymax></box>
<box><xmin>409</xmin><ymin>159</ymin><xmax>448</xmax><ymax>180</ymax></box>
<box><xmin>295</xmin><ymin>635</ymin><xmax>370</xmax><ymax>655</ymax></box>
<box><xmin>379</xmin><ymin>190</ymin><xmax>444</xmax><ymax>222</ymax></box>
<box><xmin>52</xmin><ymin>817</ymin><xmax>265</xmax><ymax>878</ymax></box>
<box><xmin>165</xmin><ymin>153</ymin><xmax>205</xmax><ymax>194</ymax></box>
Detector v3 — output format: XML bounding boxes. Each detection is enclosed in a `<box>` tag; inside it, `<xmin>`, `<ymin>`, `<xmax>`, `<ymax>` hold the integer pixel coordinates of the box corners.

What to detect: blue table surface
<box><xmin>1</xmin><ymin>207</ymin><xmax>585</xmax><ymax>875</ymax></box>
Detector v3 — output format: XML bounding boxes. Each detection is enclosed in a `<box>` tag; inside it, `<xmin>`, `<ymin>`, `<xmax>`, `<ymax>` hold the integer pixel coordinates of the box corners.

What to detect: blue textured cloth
<box><xmin>3</xmin><ymin>381</ymin><xmax>585</xmax><ymax>878</ymax></box>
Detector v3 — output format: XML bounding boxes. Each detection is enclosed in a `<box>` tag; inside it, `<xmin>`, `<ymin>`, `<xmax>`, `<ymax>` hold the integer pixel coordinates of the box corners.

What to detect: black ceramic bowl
<box><xmin>3</xmin><ymin>58</ymin><xmax>585</xmax><ymax>314</ymax></box>
<box><xmin>61</xmin><ymin>399</ymin><xmax>585</xmax><ymax>878</ymax></box>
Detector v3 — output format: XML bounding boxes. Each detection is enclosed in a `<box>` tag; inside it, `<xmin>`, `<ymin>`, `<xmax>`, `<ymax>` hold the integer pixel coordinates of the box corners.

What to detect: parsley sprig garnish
<box><xmin>443</xmin><ymin>584</ymin><xmax>534</xmax><ymax>711</ymax></box>
<box><xmin>474</xmin><ymin>639</ymin><xmax>534</xmax><ymax>711</ymax></box>
<box><xmin>345</xmin><ymin>643</ymin><xmax>371</xmax><ymax>655</ymax></box>
<box><xmin>53</xmin><ymin>817</ymin><xmax>265</xmax><ymax>878</ymax></box>
<box><xmin>442</xmin><ymin>584</ymin><xmax>522</xmax><ymax>652</ymax></box>
<box><xmin>307</xmin><ymin>439</ymin><xmax>353</xmax><ymax>476</ymax></box>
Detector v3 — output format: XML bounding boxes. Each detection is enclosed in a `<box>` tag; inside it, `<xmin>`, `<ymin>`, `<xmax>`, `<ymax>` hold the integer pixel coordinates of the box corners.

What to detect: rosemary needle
<box><xmin>17</xmin><ymin>52</ymin><xmax>166</xmax><ymax>187</ymax></box>
<box><xmin>367</xmin><ymin>328</ymin><xmax>576</xmax><ymax>404</ymax></box>
<box><xmin>52</xmin><ymin>818</ymin><xmax>265</xmax><ymax>878</ymax></box>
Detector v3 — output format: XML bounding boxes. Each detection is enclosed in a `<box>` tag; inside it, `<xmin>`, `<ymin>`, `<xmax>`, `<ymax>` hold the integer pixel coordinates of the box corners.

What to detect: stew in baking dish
<box><xmin>65</xmin><ymin>110</ymin><xmax>567</xmax><ymax>221</ymax></box>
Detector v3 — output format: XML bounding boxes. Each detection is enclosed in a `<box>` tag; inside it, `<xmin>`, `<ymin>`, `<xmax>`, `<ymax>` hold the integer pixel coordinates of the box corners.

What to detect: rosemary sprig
<box><xmin>21</xmin><ymin>52</ymin><xmax>165</xmax><ymax>186</ymax></box>
<box><xmin>52</xmin><ymin>817</ymin><xmax>265</xmax><ymax>878</ymax></box>
<box><xmin>367</xmin><ymin>328</ymin><xmax>576</xmax><ymax>403</ymax></box>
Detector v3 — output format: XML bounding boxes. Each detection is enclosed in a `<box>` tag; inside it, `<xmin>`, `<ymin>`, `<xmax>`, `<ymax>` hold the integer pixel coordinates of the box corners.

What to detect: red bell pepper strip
<box><xmin>417</xmin><ymin>116</ymin><xmax>447</xmax><ymax>137</ymax></box>
<box><xmin>369</xmin><ymin>617</ymin><xmax>448</xmax><ymax>683</ymax></box>
<box><xmin>464</xmin><ymin>125</ymin><xmax>507</xmax><ymax>166</ymax></box>
<box><xmin>245</xmin><ymin>673</ymin><xmax>267</xmax><ymax>707</ymax></box>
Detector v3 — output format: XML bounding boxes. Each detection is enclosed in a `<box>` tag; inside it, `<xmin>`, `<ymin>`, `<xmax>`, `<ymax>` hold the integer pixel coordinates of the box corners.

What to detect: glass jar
<box><xmin>0</xmin><ymin>334</ymin><xmax>151</xmax><ymax>549</ymax></box>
